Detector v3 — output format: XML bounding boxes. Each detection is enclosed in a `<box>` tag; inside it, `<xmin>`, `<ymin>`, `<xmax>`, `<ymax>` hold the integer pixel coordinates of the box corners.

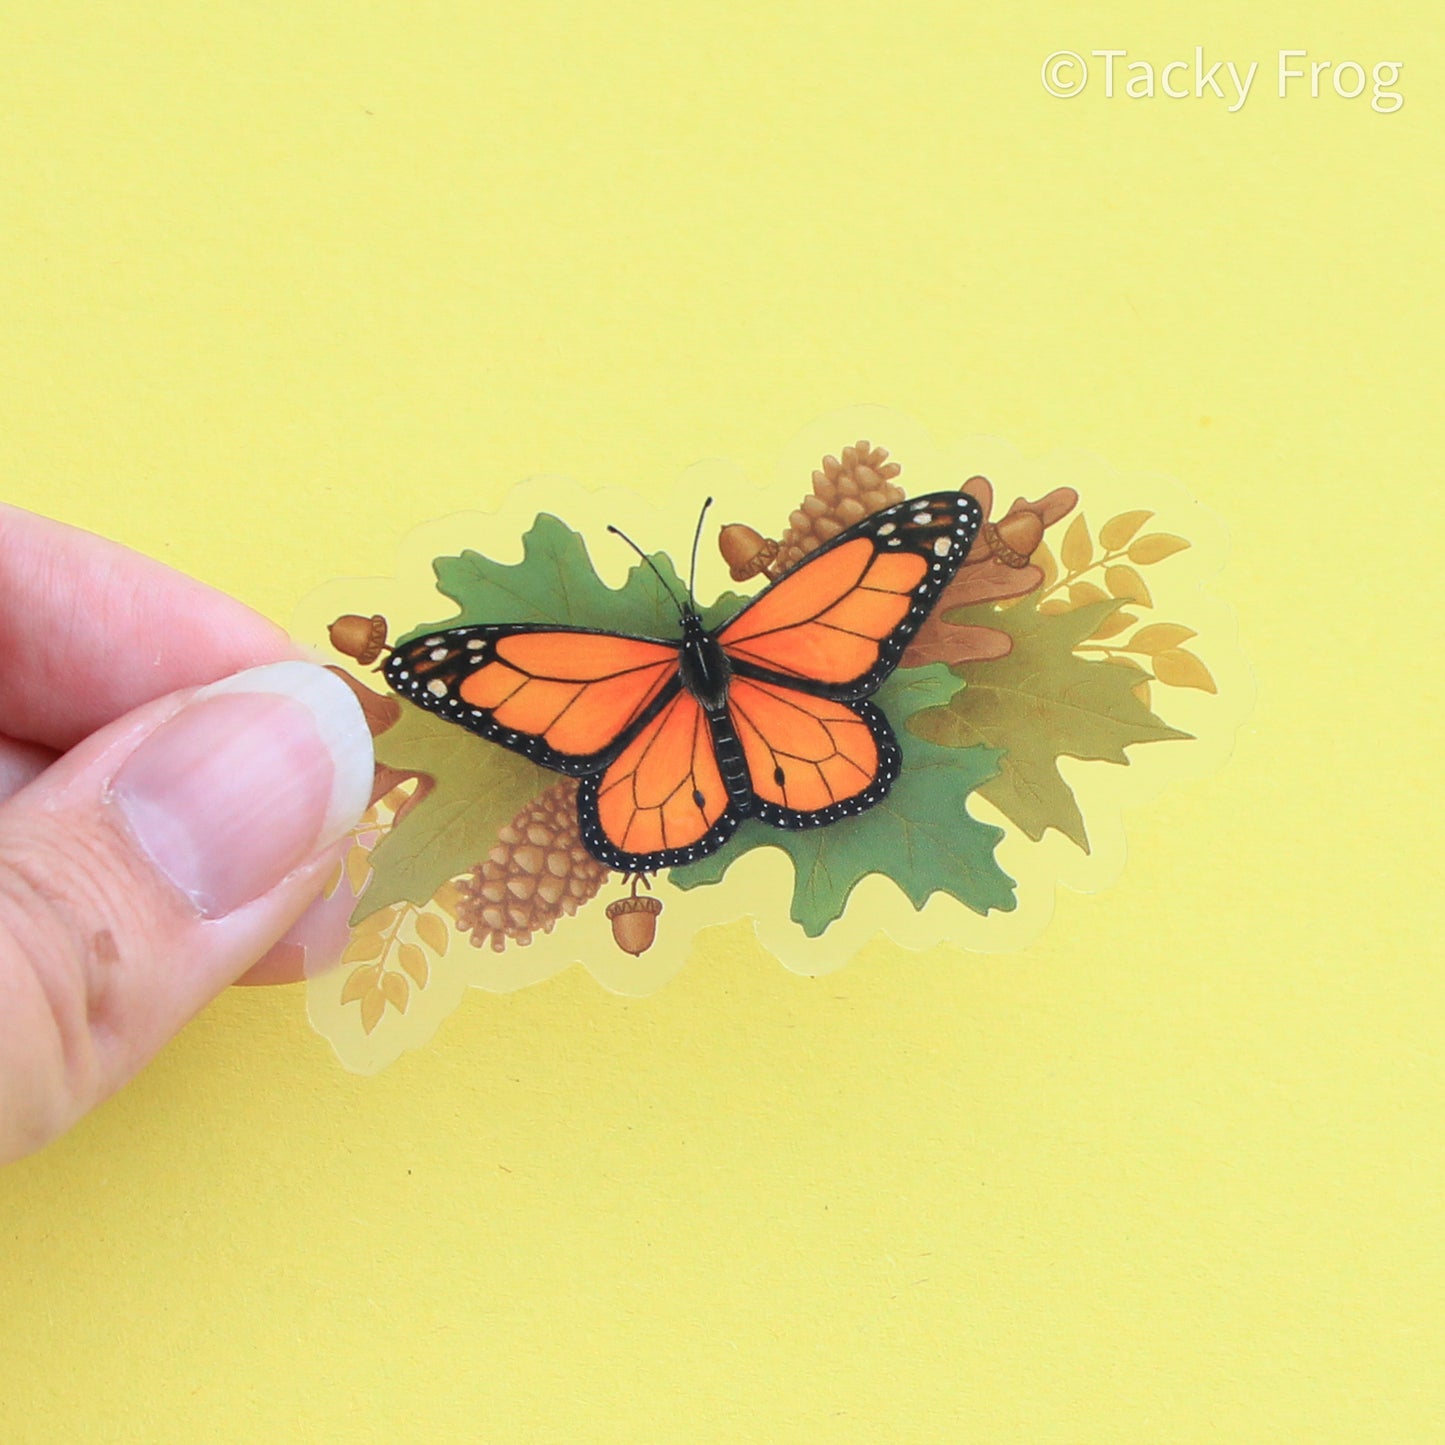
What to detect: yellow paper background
<box><xmin>1</xmin><ymin>3</ymin><xmax>1440</xmax><ymax>1440</ymax></box>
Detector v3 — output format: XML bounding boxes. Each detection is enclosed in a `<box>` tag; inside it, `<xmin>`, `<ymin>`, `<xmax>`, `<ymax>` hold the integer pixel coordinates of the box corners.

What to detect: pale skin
<box><xmin>0</xmin><ymin>504</ymin><xmax>358</xmax><ymax>1161</ymax></box>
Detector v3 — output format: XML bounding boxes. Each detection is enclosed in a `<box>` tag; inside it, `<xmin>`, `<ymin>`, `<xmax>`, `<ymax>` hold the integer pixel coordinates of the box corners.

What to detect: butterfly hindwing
<box><xmin>717</xmin><ymin>491</ymin><xmax>983</xmax><ymax>699</ymax></box>
<box><xmin>725</xmin><ymin>676</ymin><xmax>901</xmax><ymax>826</ymax></box>
<box><xmin>577</xmin><ymin>687</ymin><xmax>749</xmax><ymax>871</ymax></box>
<box><xmin>384</xmin><ymin>625</ymin><xmax>681</xmax><ymax>775</ymax></box>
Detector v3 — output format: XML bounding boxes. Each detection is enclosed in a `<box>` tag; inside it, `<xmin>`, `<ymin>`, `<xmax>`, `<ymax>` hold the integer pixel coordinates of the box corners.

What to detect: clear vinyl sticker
<box><xmin>292</xmin><ymin>409</ymin><xmax>1252</xmax><ymax>1072</ymax></box>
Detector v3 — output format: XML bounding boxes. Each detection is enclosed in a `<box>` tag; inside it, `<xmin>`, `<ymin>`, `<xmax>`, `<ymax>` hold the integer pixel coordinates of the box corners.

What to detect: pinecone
<box><xmin>455</xmin><ymin>781</ymin><xmax>612</xmax><ymax>952</ymax></box>
<box><xmin>775</xmin><ymin>440</ymin><xmax>905</xmax><ymax>574</ymax></box>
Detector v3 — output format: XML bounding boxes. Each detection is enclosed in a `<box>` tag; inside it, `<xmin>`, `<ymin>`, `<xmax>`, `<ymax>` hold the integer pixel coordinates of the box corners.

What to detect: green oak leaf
<box><xmin>402</xmin><ymin>512</ymin><xmax>747</xmax><ymax>642</ymax></box>
<box><xmin>669</xmin><ymin>664</ymin><xmax>1013</xmax><ymax>937</ymax></box>
<box><xmin>353</xmin><ymin>700</ymin><xmax>550</xmax><ymax>924</ymax></box>
<box><xmin>876</xmin><ymin>661</ymin><xmax>966</xmax><ymax>718</ymax></box>
<box><xmin>909</xmin><ymin>596</ymin><xmax>1191</xmax><ymax>852</ymax></box>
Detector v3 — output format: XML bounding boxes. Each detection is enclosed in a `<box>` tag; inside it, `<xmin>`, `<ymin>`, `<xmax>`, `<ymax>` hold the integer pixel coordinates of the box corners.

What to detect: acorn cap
<box><xmin>605</xmin><ymin>895</ymin><xmax>663</xmax><ymax>920</ymax></box>
<box><xmin>981</xmin><ymin>512</ymin><xmax>1045</xmax><ymax>568</ymax></box>
<box><xmin>718</xmin><ymin>523</ymin><xmax>780</xmax><ymax>581</ymax></box>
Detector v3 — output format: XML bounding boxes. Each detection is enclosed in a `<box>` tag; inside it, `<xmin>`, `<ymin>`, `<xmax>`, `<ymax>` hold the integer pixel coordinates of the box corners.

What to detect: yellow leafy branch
<box><xmin>338</xmin><ymin>891</ymin><xmax>458</xmax><ymax>1035</ymax></box>
<box><xmin>326</xmin><ymin>780</ymin><xmax>460</xmax><ymax>1035</ymax></box>
<box><xmin>1036</xmin><ymin>510</ymin><xmax>1215</xmax><ymax>704</ymax></box>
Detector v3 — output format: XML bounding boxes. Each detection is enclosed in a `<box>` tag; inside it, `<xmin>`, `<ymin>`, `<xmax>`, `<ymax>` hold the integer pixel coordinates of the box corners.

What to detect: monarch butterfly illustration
<box><xmin>383</xmin><ymin>491</ymin><xmax>983</xmax><ymax>874</ymax></box>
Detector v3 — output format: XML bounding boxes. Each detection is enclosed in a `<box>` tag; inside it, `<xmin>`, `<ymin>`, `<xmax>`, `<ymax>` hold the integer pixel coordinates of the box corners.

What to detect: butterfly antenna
<box><xmin>687</xmin><ymin>497</ymin><xmax>713</xmax><ymax>607</ymax></box>
<box><xmin>607</xmin><ymin>525</ymin><xmax>687</xmax><ymax>619</ymax></box>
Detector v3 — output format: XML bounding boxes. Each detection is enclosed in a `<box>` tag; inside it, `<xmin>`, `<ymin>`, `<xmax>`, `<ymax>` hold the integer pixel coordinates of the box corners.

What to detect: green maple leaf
<box><xmin>908</xmin><ymin>596</ymin><xmax>1191</xmax><ymax>851</ymax></box>
<box><xmin>669</xmin><ymin>665</ymin><xmax>1014</xmax><ymax>937</ymax></box>
<box><xmin>354</xmin><ymin>702</ymin><xmax>551</xmax><ymax>924</ymax></box>
<box><xmin>402</xmin><ymin>512</ymin><xmax>747</xmax><ymax>641</ymax></box>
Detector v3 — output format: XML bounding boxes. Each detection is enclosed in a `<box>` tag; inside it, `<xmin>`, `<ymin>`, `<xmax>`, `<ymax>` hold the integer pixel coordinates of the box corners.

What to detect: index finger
<box><xmin>0</xmin><ymin>504</ymin><xmax>300</xmax><ymax>750</ymax></box>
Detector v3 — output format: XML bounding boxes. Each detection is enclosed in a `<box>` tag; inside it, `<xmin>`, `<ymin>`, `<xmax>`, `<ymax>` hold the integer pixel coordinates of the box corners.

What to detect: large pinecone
<box><xmin>455</xmin><ymin>781</ymin><xmax>611</xmax><ymax>952</ymax></box>
<box><xmin>775</xmin><ymin>440</ymin><xmax>905</xmax><ymax>574</ymax></box>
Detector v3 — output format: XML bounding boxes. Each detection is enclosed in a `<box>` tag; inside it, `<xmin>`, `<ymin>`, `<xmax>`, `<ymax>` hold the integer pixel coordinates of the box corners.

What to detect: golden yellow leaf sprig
<box><xmin>1034</xmin><ymin>510</ymin><xmax>1215</xmax><ymax>703</ymax></box>
<box><xmin>337</xmin><ymin>888</ymin><xmax>459</xmax><ymax>1035</ymax></box>
<box><xmin>322</xmin><ymin>782</ymin><xmax>460</xmax><ymax>1036</ymax></box>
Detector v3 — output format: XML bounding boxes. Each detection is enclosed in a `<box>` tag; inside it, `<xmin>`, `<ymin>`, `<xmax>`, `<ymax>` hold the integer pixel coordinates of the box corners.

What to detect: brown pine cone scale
<box><xmin>775</xmin><ymin>440</ymin><xmax>906</xmax><ymax>574</ymax></box>
<box><xmin>456</xmin><ymin>781</ymin><xmax>611</xmax><ymax>952</ymax></box>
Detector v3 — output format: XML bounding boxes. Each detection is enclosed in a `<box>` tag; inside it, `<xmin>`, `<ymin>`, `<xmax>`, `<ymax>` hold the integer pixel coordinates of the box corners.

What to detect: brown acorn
<box><xmin>328</xmin><ymin>613</ymin><xmax>389</xmax><ymax>665</ymax></box>
<box><xmin>979</xmin><ymin>511</ymin><xmax>1046</xmax><ymax>569</ymax></box>
<box><xmin>606</xmin><ymin>892</ymin><xmax>663</xmax><ymax>955</ymax></box>
<box><xmin>718</xmin><ymin>523</ymin><xmax>781</xmax><ymax>582</ymax></box>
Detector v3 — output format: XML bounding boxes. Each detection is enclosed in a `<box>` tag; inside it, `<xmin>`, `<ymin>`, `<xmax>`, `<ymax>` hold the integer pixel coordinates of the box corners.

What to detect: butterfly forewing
<box><xmin>384</xmin><ymin>625</ymin><xmax>681</xmax><ymax>775</ymax></box>
<box><xmin>717</xmin><ymin>491</ymin><xmax>983</xmax><ymax>698</ymax></box>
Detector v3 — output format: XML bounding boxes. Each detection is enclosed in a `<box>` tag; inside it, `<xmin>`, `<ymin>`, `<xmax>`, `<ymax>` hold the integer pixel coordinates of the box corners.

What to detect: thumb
<box><xmin>0</xmin><ymin>661</ymin><xmax>374</xmax><ymax>1163</ymax></box>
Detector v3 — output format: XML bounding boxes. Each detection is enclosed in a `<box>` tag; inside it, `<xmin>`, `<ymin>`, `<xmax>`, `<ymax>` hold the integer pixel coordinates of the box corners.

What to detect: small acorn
<box><xmin>328</xmin><ymin>613</ymin><xmax>389</xmax><ymax>665</ymax></box>
<box><xmin>985</xmin><ymin>510</ymin><xmax>1046</xmax><ymax>567</ymax></box>
<box><xmin>606</xmin><ymin>891</ymin><xmax>663</xmax><ymax>955</ymax></box>
<box><xmin>718</xmin><ymin>523</ymin><xmax>781</xmax><ymax>582</ymax></box>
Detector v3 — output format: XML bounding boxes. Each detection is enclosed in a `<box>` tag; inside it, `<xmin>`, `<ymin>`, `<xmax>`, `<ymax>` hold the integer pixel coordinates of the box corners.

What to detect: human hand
<box><xmin>0</xmin><ymin>505</ymin><xmax>374</xmax><ymax>1163</ymax></box>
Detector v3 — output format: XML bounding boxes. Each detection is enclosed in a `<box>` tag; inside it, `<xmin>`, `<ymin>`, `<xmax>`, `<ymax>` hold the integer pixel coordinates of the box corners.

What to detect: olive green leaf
<box><xmin>670</xmin><ymin>665</ymin><xmax>1014</xmax><ymax>937</ymax></box>
<box><xmin>355</xmin><ymin>701</ymin><xmax>551</xmax><ymax>924</ymax></box>
<box><xmin>908</xmin><ymin>597</ymin><xmax>1191</xmax><ymax>851</ymax></box>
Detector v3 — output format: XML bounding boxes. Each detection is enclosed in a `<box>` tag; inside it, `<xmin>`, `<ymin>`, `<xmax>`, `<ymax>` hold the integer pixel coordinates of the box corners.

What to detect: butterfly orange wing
<box><xmin>384</xmin><ymin>625</ymin><xmax>681</xmax><ymax>773</ymax></box>
<box><xmin>716</xmin><ymin>491</ymin><xmax>983</xmax><ymax>698</ymax></box>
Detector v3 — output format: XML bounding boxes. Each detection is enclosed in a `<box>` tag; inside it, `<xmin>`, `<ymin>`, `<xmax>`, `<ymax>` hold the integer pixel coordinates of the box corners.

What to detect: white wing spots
<box><xmin>429</xmin><ymin>647</ymin><xmax>449</xmax><ymax>661</ymax></box>
<box><xmin>466</xmin><ymin>638</ymin><xmax>485</xmax><ymax>650</ymax></box>
<box><xmin>877</xmin><ymin>521</ymin><xmax>896</xmax><ymax>536</ymax></box>
<box><xmin>425</xmin><ymin>679</ymin><xmax>448</xmax><ymax>698</ymax></box>
<box><xmin>423</xmin><ymin>636</ymin><xmax>443</xmax><ymax>646</ymax></box>
<box><xmin>933</xmin><ymin>537</ymin><xmax>951</xmax><ymax>557</ymax></box>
